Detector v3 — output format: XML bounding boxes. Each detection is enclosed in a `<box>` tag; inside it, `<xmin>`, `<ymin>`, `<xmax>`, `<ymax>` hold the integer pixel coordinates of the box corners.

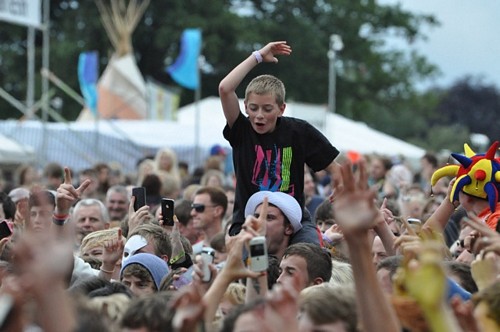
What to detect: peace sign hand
<box><xmin>55</xmin><ymin>167</ymin><xmax>91</xmax><ymax>215</ymax></box>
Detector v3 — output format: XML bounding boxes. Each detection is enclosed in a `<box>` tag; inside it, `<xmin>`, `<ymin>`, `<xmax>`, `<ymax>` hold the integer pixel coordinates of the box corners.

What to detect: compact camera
<box><xmin>201</xmin><ymin>247</ymin><xmax>215</xmax><ymax>282</ymax></box>
<box><xmin>248</xmin><ymin>236</ymin><xmax>268</xmax><ymax>272</ymax></box>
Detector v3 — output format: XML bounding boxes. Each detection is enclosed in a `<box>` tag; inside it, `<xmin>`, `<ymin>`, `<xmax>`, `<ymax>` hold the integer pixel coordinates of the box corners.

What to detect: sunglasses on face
<box><xmin>191</xmin><ymin>203</ymin><xmax>217</xmax><ymax>213</ymax></box>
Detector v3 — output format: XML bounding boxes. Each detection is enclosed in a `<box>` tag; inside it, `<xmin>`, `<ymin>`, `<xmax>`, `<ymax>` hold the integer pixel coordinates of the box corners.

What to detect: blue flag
<box><xmin>78</xmin><ymin>51</ymin><xmax>99</xmax><ymax>115</ymax></box>
<box><xmin>167</xmin><ymin>28</ymin><xmax>202</xmax><ymax>90</ymax></box>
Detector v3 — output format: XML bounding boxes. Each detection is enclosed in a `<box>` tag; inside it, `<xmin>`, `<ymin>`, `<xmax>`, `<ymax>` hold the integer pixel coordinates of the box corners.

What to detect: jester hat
<box><xmin>431</xmin><ymin>141</ymin><xmax>500</xmax><ymax>212</ymax></box>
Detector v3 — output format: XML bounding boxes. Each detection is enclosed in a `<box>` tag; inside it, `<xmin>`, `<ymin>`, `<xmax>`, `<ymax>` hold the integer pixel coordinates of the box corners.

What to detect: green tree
<box><xmin>0</xmin><ymin>0</ymin><xmax>440</xmax><ymax>130</ymax></box>
<box><xmin>435</xmin><ymin>77</ymin><xmax>500</xmax><ymax>144</ymax></box>
<box><xmin>237</xmin><ymin>0</ymin><xmax>440</xmax><ymax>122</ymax></box>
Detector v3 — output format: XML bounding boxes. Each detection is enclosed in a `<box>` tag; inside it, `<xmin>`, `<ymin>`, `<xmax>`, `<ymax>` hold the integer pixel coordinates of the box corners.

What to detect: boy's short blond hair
<box><xmin>245</xmin><ymin>74</ymin><xmax>286</xmax><ymax>106</ymax></box>
<box><xmin>80</xmin><ymin>228</ymin><xmax>123</xmax><ymax>258</ymax></box>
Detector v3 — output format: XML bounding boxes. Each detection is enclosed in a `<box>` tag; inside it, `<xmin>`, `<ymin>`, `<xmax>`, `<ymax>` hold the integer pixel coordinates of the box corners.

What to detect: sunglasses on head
<box><xmin>191</xmin><ymin>203</ymin><xmax>217</xmax><ymax>213</ymax></box>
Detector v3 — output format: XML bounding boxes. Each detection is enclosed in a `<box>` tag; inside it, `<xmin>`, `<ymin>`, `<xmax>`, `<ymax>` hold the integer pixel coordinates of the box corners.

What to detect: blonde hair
<box><xmin>80</xmin><ymin>228</ymin><xmax>124</xmax><ymax>258</ymax></box>
<box><xmin>222</xmin><ymin>283</ymin><xmax>246</xmax><ymax>305</ymax></box>
<box><xmin>299</xmin><ymin>285</ymin><xmax>358</xmax><ymax>331</ymax></box>
<box><xmin>200</xmin><ymin>169</ymin><xmax>226</xmax><ymax>188</ymax></box>
<box><xmin>87</xmin><ymin>293</ymin><xmax>131</xmax><ymax>324</ymax></box>
<box><xmin>154</xmin><ymin>147</ymin><xmax>180</xmax><ymax>181</ymax></box>
<box><xmin>182</xmin><ymin>184</ymin><xmax>202</xmax><ymax>201</ymax></box>
<box><xmin>157</xmin><ymin>170</ymin><xmax>181</xmax><ymax>199</ymax></box>
<box><xmin>245</xmin><ymin>74</ymin><xmax>286</xmax><ymax>106</ymax></box>
<box><xmin>136</xmin><ymin>159</ymin><xmax>155</xmax><ymax>187</ymax></box>
<box><xmin>328</xmin><ymin>259</ymin><xmax>354</xmax><ymax>288</ymax></box>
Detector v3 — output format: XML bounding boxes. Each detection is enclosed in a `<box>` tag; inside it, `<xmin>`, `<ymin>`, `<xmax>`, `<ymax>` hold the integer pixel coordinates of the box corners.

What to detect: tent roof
<box><xmin>0</xmin><ymin>97</ymin><xmax>425</xmax><ymax>172</ymax></box>
<box><xmin>176</xmin><ymin>97</ymin><xmax>426</xmax><ymax>159</ymax></box>
<box><xmin>0</xmin><ymin>133</ymin><xmax>35</xmax><ymax>164</ymax></box>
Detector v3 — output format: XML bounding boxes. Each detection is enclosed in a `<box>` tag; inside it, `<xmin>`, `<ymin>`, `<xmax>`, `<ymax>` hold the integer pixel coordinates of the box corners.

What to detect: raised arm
<box><xmin>324</xmin><ymin>160</ymin><xmax>344</xmax><ymax>198</ymax></box>
<box><xmin>333</xmin><ymin>160</ymin><xmax>401</xmax><ymax>332</ymax></box>
<box><xmin>202</xmin><ymin>231</ymin><xmax>261</xmax><ymax>324</ymax></box>
<box><xmin>218</xmin><ymin>41</ymin><xmax>291</xmax><ymax>127</ymax></box>
<box><xmin>423</xmin><ymin>179</ymin><xmax>457</xmax><ymax>233</ymax></box>
<box><xmin>55</xmin><ymin>167</ymin><xmax>90</xmax><ymax>221</ymax></box>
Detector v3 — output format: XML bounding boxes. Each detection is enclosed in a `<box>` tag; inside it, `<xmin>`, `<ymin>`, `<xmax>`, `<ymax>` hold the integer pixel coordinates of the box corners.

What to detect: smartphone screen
<box><xmin>132</xmin><ymin>187</ymin><xmax>146</xmax><ymax>212</ymax></box>
<box><xmin>161</xmin><ymin>198</ymin><xmax>175</xmax><ymax>226</ymax></box>
<box><xmin>0</xmin><ymin>221</ymin><xmax>12</xmax><ymax>241</ymax></box>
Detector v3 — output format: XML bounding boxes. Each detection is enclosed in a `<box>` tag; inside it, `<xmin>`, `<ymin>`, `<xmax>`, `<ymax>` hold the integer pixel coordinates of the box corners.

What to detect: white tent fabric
<box><xmin>176</xmin><ymin>97</ymin><xmax>426</xmax><ymax>159</ymax></box>
<box><xmin>0</xmin><ymin>133</ymin><xmax>35</xmax><ymax>164</ymax></box>
<box><xmin>74</xmin><ymin>96</ymin><xmax>425</xmax><ymax>159</ymax></box>
<box><xmin>0</xmin><ymin>97</ymin><xmax>425</xmax><ymax>172</ymax></box>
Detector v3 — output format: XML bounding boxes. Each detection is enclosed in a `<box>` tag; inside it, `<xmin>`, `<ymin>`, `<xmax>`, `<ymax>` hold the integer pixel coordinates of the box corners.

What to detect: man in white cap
<box><xmin>245</xmin><ymin>190</ymin><xmax>303</xmax><ymax>260</ymax></box>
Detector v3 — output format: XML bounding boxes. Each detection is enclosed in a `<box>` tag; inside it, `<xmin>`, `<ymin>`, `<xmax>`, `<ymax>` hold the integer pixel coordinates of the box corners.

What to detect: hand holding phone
<box><xmin>161</xmin><ymin>198</ymin><xmax>175</xmax><ymax>226</ymax></box>
<box><xmin>132</xmin><ymin>187</ymin><xmax>146</xmax><ymax>212</ymax></box>
<box><xmin>172</xmin><ymin>266</ymin><xmax>194</xmax><ymax>289</ymax></box>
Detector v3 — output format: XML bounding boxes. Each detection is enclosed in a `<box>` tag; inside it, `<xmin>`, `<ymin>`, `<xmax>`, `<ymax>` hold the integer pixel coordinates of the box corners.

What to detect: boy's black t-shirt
<box><xmin>224</xmin><ymin>112</ymin><xmax>339</xmax><ymax>235</ymax></box>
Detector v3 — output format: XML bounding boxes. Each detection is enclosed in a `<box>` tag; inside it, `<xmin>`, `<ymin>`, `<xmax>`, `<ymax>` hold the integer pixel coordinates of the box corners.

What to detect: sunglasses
<box><xmin>191</xmin><ymin>203</ymin><xmax>217</xmax><ymax>213</ymax></box>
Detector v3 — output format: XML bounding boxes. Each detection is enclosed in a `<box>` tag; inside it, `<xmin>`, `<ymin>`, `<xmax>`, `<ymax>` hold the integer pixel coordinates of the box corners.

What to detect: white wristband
<box><xmin>252</xmin><ymin>51</ymin><xmax>263</xmax><ymax>63</ymax></box>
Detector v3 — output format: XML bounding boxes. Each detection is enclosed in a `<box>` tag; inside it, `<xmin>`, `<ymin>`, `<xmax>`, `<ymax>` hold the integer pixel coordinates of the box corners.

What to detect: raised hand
<box><xmin>14</xmin><ymin>199</ymin><xmax>29</xmax><ymax>227</ymax></box>
<box><xmin>222</xmin><ymin>231</ymin><xmax>263</xmax><ymax>282</ymax></box>
<box><xmin>13</xmin><ymin>220</ymin><xmax>76</xmax><ymax>296</ymax></box>
<box><xmin>242</xmin><ymin>196</ymin><xmax>269</xmax><ymax>236</ymax></box>
<box><xmin>332</xmin><ymin>160</ymin><xmax>377</xmax><ymax>236</ymax></box>
<box><xmin>379</xmin><ymin>198</ymin><xmax>396</xmax><ymax>227</ymax></box>
<box><xmin>471</xmin><ymin>251</ymin><xmax>499</xmax><ymax>291</ymax></box>
<box><xmin>55</xmin><ymin>167</ymin><xmax>91</xmax><ymax>215</ymax></box>
<box><xmin>101</xmin><ymin>228</ymin><xmax>124</xmax><ymax>276</ymax></box>
<box><xmin>262</xmin><ymin>274</ymin><xmax>301</xmax><ymax>332</ymax></box>
<box><xmin>128</xmin><ymin>196</ymin><xmax>150</xmax><ymax>233</ymax></box>
<box><xmin>258</xmin><ymin>41</ymin><xmax>292</xmax><ymax>63</ymax></box>
<box><xmin>170</xmin><ymin>282</ymin><xmax>206</xmax><ymax>332</ymax></box>
<box><xmin>403</xmin><ymin>241</ymin><xmax>447</xmax><ymax>308</ymax></box>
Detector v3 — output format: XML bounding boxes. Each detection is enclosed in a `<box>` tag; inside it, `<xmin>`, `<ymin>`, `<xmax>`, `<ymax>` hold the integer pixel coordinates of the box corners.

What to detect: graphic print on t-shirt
<box><xmin>252</xmin><ymin>144</ymin><xmax>294</xmax><ymax>195</ymax></box>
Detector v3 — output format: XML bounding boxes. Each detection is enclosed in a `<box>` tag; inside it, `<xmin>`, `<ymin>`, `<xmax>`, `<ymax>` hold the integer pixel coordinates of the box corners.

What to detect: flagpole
<box><xmin>194</xmin><ymin>55</ymin><xmax>201</xmax><ymax>167</ymax></box>
<box><xmin>26</xmin><ymin>27</ymin><xmax>35</xmax><ymax>119</ymax></box>
<box><xmin>41</xmin><ymin>0</ymin><xmax>50</xmax><ymax>166</ymax></box>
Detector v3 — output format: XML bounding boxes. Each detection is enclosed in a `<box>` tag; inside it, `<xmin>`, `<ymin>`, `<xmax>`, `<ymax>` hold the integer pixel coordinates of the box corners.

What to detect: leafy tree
<box><xmin>237</xmin><ymin>0</ymin><xmax>440</xmax><ymax>122</ymax></box>
<box><xmin>0</xmin><ymin>0</ymin><xmax>442</xmax><ymax>140</ymax></box>
<box><xmin>435</xmin><ymin>76</ymin><xmax>500</xmax><ymax>144</ymax></box>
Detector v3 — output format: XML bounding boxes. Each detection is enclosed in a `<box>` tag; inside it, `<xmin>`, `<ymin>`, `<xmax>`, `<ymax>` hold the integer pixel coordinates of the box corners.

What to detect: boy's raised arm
<box><xmin>218</xmin><ymin>41</ymin><xmax>291</xmax><ymax>127</ymax></box>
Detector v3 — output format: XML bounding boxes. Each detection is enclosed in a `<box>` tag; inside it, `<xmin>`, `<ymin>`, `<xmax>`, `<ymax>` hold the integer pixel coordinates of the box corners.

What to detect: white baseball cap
<box><xmin>244</xmin><ymin>191</ymin><xmax>302</xmax><ymax>233</ymax></box>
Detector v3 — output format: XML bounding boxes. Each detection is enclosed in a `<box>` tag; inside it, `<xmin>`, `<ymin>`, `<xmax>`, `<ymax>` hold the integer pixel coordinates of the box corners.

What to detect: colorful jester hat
<box><xmin>431</xmin><ymin>141</ymin><xmax>500</xmax><ymax>212</ymax></box>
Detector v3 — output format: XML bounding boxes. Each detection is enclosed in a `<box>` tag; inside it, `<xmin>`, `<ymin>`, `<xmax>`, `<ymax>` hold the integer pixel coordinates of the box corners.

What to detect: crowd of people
<box><xmin>0</xmin><ymin>41</ymin><xmax>499</xmax><ymax>332</ymax></box>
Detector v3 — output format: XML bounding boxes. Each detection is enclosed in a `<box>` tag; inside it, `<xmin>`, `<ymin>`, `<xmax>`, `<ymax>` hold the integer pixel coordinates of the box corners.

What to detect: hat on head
<box><xmin>431</xmin><ymin>141</ymin><xmax>500</xmax><ymax>212</ymax></box>
<box><xmin>244</xmin><ymin>191</ymin><xmax>302</xmax><ymax>233</ymax></box>
<box><xmin>120</xmin><ymin>253</ymin><xmax>169</xmax><ymax>290</ymax></box>
<box><xmin>210</xmin><ymin>144</ymin><xmax>226</xmax><ymax>156</ymax></box>
<box><xmin>8</xmin><ymin>188</ymin><xmax>30</xmax><ymax>204</ymax></box>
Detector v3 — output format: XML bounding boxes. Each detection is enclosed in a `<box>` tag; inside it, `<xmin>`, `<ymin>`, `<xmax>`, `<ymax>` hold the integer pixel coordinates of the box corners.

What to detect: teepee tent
<box><xmin>79</xmin><ymin>0</ymin><xmax>150</xmax><ymax>120</ymax></box>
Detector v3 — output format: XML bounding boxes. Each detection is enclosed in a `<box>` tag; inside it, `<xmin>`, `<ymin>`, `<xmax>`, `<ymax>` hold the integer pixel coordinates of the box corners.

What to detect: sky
<box><xmin>379</xmin><ymin>0</ymin><xmax>500</xmax><ymax>89</ymax></box>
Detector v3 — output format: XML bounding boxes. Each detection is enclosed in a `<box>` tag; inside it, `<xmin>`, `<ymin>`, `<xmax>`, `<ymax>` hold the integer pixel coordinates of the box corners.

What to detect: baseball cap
<box><xmin>210</xmin><ymin>144</ymin><xmax>226</xmax><ymax>156</ymax></box>
<box><xmin>244</xmin><ymin>191</ymin><xmax>302</xmax><ymax>233</ymax></box>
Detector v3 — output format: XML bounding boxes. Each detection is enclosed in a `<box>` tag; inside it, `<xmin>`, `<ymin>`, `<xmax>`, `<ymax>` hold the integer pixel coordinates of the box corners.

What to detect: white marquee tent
<box><xmin>176</xmin><ymin>97</ymin><xmax>426</xmax><ymax>159</ymax></box>
<box><xmin>0</xmin><ymin>97</ymin><xmax>425</xmax><ymax>172</ymax></box>
<box><xmin>0</xmin><ymin>133</ymin><xmax>35</xmax><ymax>164</ymax></box>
